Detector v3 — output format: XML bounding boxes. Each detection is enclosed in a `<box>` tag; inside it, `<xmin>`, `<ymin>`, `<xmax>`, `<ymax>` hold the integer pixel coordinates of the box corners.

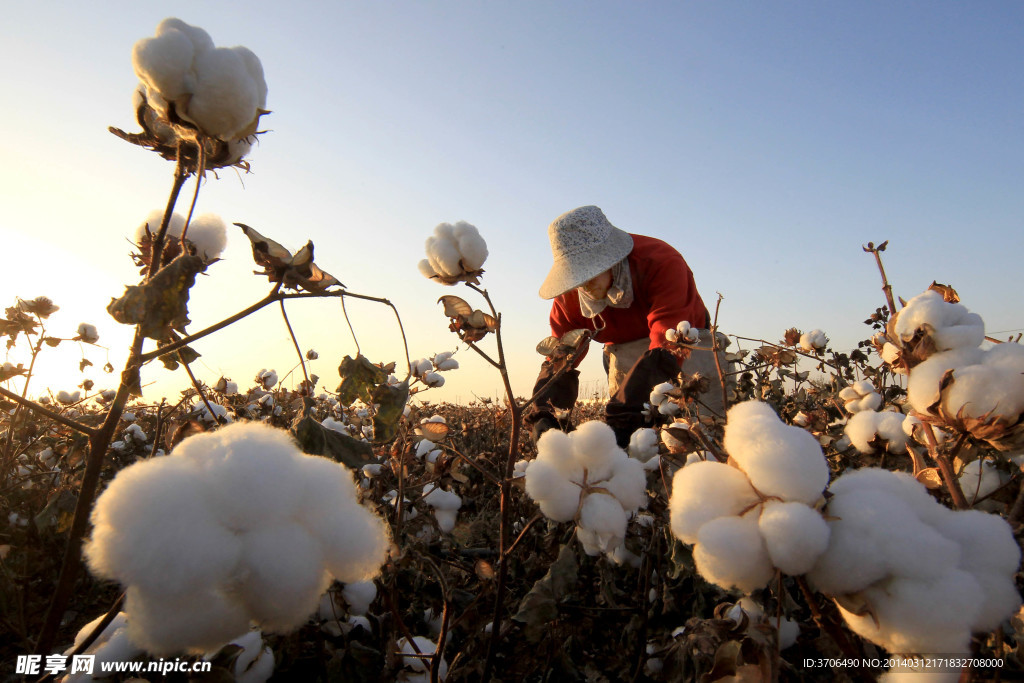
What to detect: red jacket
<box><xmin>548</xmin><ymin>234</ymin><xmax>708</xmax><ymax>366</ymax></box>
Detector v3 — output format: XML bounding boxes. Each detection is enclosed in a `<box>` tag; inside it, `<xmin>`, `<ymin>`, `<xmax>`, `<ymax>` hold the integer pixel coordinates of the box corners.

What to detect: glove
<box><xmin>524</xmin><ymin>358</ymin><xmax>579</xmax><ymax>445</ymax></box>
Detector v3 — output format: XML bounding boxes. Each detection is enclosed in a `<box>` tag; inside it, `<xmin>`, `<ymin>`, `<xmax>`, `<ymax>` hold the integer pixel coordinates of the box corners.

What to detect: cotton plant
<box><xmin>417</xmin><ymin>221</ymin><xmax>488</xmax><ymax>286</ymax></box>
<box><xmin>83</xmin><ymin>421</ymin><xmax>391</xmax><ymax>654</ymax></box>
<box><xmin>664</xmin><ymin>320</ymin><xmax>700</xmax><ymax>344</ymax></box>
<box><xmin>807</xmin><ymin>467</ymin><xmax>1022</xmax><ymax>658</ymax></box>
<box><xmin>422</xmin><ymin>483</ymin><xmax>462</xmax><ymax>533</ymax></box>
<box><xmin>524</xmin><ymin>421</ymin><xmax>648</xmax><ymax>560</ymax></box>
<box><xmin>410</xmin><ymin>351</ymin><xmax>459</xmax><ymax>389</ymax></box>
<box><xmin>844</xmin><ymin>409</ymin><xmax>911</xmax><ymax>454</ymax></box>
<box><xmin>132</xmin><ymin>18</ymin><xmax>268</xmax><ymax>147</ymax></box>
<box><xmin>668</xmin><ymin>400</ymin><xmax>831</xmax><ymax>593</ymax></box>
<box><xmin>75</xmin><ymin>323</ymin><xmax>100</xmax><ymax>345</ymax></box>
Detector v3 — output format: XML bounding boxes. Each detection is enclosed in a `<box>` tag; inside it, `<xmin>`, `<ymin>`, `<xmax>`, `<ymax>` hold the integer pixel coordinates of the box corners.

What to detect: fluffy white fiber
<box><xmin>838</xmin><ymin>380</ymin><xmax>882</xmax><ymax>414</ymax></box>
<box><xmin>757</xmin><ymin>501</ymin><xmax>831</xmax><ymax>576</ymax></box>
<box><xmin>84</xmin><ymin>421</ymin><xmax>390</xmax><ymax>654</ymax></box>
<box><xmin>808</xmin><ymin>467</ymin><xmax>1021</xmax><ymax>655</ymax></box>
<box><xmin>418</xmin><ymin>221</ymin><xmax>488</xmax><ymax>281</ymax></box>
<box><xmin>133</xmin><ymin>18</ymin><xmax>267</xmax><ymax>141</ymax></box>
<box><xmin>907</xmin><ymin>344</ymin><xmax>1024</xmax><ymax>426</ymax></box>
<box><xmin>63</xmin><ymin>612</ymin><xmax>142</xmax><ymax>683</ymax></box>
<box><xmin>844</xmin><ymin>410</ymin><xmax>910</xmax><ymax>454</ymax></box>
<box><xmin>799</xmin><ymin>329</ymin><xmax>828</xmax><ymax>352</ymax></box>
<box><xmin>135</xmin><ymin>209</ymin><xmax>228</xmax><ymax>261</ymax></box>
<box><xmin>524</xmin><ymin>421</ymin><xmax>648</xmax><ymax>559</ymax></box>
<box><xmin>397</xmin><ymin>636</ymin><xmax>448</xmax><ymax>681</ymax></box>
<box><xmin>893</xmin><ymin>290</ymin><xmax>985</xmax><ymax>352</ymax></box>
<box><xmin>423</xmin><ymin>484</ymin><xmax>462</xmax><ymax>532</ymax></box>
<box><xmin>722</xmin><ymin>401</ymin><xmax>830</xmax><ymax>505</ymax></box>
<box><xmin>693</xmin><ymin>515</ymin><xmax>775</xmax><ymax>593</ymax></box>
<box><xmin>668</xmin><ymin>460</ymin><xmax>759</xmax><ymax>545</ymax></box>
<box><xmin>627</xmin><ymin>428</ymin><xmax>660</xmax><ymax>463</ymax></box>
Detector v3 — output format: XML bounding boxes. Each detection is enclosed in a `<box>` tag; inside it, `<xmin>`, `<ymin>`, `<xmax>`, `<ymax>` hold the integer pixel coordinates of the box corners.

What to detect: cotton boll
<box><xmin>757</xmin><ymin>501</ymin><xmax>830</xmax><ymax>576</ymax></box>
<box><xmin>724</xmin><ymin>401</ymin><xmax>829</xmax><ymax>505</ymax></box>
<box><xmin>237</xmin><ymin>523</ymin><xmax>330</xmax><ymax>631</ymax></box>
<box><xmin>77</xmin><ymin>323</ymin><xmax>100</xmax><ymax>344</ymax></box>
<box><xmin>828</xmin><ymin>468</ymin><xmax>950</xmax><ymax>525</ymax></box>
<box><xmin>342</xmin><ymin>581</ymin><xmax>377</xmax><ymax>616</ymax></box>
<box><xmin>425</xmin><ymin>235</ymin><xmax>462</xmax><ymax>278</ymax></box>
<box><xmin>669</xmin><ymin>461</ymin><xmax>760</xmax><ymax>544</ymax></box>
<box><xmin>845</xmin><ymin>410</ymin><xmax>910</xmax><ymax>454</ymax></box>
<box><xmin>906</xmin><ymin>348</ymin><xmax>984</xmax><ymax>415</ymax></box>
<box><xmin>85</xmin><ymin>455</ymin><xmax>242</xmax><ymax>595</ymax></box>
<box><xmin>157</xmin><ymin>17</ymin><xmax>215</xmax><ymax>53</ymax></box>
<box><xmin>571</xmin><ymin>420</ymin><xmax>622</xmax><ymax>482</ymax></box>
<box><xmin>398</xmin><ymin>636</ymin><xmax>447</xmax><ymax>679</ymax></box>
<box><xmin>694</xmin><ymin>515</ymin><xmax>775</xmax><ymax>593</ymax></box>
<box><xmin>125</xmin><ymin>585</ymin><xmax>250</xmax><ymax>655</ymax></box>
<box><xmin>603</xmin><ymin>456</ymin><xmax>648</xmax><ymax>511</ymax></box>
<box><xmin>187</xmin><ymin>47</ymin><xmax>260</xmax><ymax>139</ymax></box>
<box><xmin>185</xmin><ymin>213</ymin><xmax>227</xmax><ymax>259</ymax></box>
<box><xmin>894</xmin><ymin>290</ymin><xmax>985</xmax><ymax>351</ymax></box>
<box><xmin>839</xmin><ymin>570</ymin><xmax>982</xmax><ymax>655</ymax></box>
<box><xmin>535</xmin><ymin>429</ymin><xmax>584</xmax><ymax>482</ymax></box>
<box><xmin>69</xmin><ymin>611</ymin><xmax>129</xmax><ymax>652</ymax></box>
<box><xmin>524</xmin><ymin>460</ymin><xmax>582</xmax><ymax>522</ymax></box>
<box><xmin>578</xmin><ymin>492</ymin><xmax>628</xmax><ymax>554</ymax></box>
<box><xmin>452</xmin><ymin>221</ymin><xmax>488</xmax><ymax>270</ymax></box>
<box><xmin>132</xmin><ymin>28</ymin><xmax>195</xmax><ymax>103</ymax></box>
<box><xmin>308</xmin><ymin>500</ymin><xmax>390</xmax><ymax>584</ymax></box>
<box><xmin>799</xmin><ymin>329</ymin><xmax>827</xmax><ymax>351</ymax></box>
<box><xmin>628</xmin><ymin>428</ymin><xmax>660</xmax><ymax>462</ymax></box>
<box><xmin>418</xmin><ymin>259</ymin><xmax>438</xmax><ymax>279</ymax></box>
<box><xmin>959</xmin><ymin>459</ymin><xmax>1009</xmax><ymax>504</ymax></box>
<box><xmin>231</xmin><ymin>45</ymin><xmax>268</xmax><ymax>109</ymax></box>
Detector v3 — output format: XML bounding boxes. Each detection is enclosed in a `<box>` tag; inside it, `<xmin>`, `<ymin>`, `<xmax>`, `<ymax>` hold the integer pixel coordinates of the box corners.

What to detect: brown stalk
<box><xmin>920</xmin><ymin>421</ymin><xmax>969</xmax><ymax>509</ymax></box>
<box><xmin>862</xmin><ymin>241</ymin><xmax>897</xmax><ymax>317</ymax></box>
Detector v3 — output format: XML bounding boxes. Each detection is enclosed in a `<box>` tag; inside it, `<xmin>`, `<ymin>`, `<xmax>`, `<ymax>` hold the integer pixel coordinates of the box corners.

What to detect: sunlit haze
<box><xmin>2</xmin><ymin>2</ymin><xmax>1022</xmax><ymax>407</ymax></box>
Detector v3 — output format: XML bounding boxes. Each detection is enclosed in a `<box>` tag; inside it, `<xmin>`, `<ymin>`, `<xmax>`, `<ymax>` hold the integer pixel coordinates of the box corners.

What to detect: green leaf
<box><xmin>512</xmin><ymin>543</ymin><xmax>578</xmax><ymax>643</ymax></box>
<box><xmin>106</xmin><ymin>254</ymin><xmax>206</xmax><ymax>340</ymax></box>
<box><xmin>291</xmin><ymin>414</ymin><xmax>376</xmax><ymax>470</ymax></box>
<box><xmin>371</xmin><ymin>380</ymin><xmax>408</xmax><ymax>444</ymax></box>
<box><xmin>336</xmin><ymin>355</ymin><xmax>387</xmax><ymax>406</ymax></box>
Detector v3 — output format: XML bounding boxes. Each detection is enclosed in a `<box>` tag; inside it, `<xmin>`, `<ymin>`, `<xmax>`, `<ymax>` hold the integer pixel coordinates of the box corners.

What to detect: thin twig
<box><xmin>340</xmin><ymin>295</ymin><xmax>361</xmax><ymax>357</ymax></box>
<box><xmin>862</xmin><ymin>241</ymin><xmax>897</xmax><ymax>317</ymax></box>
<box><xmin>0</xmin><ymin>387</ymin><xmax>95</xmax><ymax>436</ymax></box>
<box><xmin>920</xmin><ymin>422</ymin><xmax>968</xmax><ymax>509</ymax></box>
<box><xmin>279</xmin><ymin>299</ymin><xmax>310</xmax><ymax>387</ymax></box>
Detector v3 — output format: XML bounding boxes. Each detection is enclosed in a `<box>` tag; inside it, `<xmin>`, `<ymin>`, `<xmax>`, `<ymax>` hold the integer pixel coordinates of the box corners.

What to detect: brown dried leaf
<box><xmin>417</xmin><ymin>421</ymin><xmax>449</xmax><ymax>442</ymax></box>
<box><xmin>915</xmin><ymin>467</ymin><xmax>944</xmax><ymax>490</ymax></box>
<box><xmin>438</xmin><ymin>295</ymin><xmax>473</xmax><ymax>319</ymax></box>
<box><xmin>783</xmin><ymin>328</ymin><xmax>801</xmax><ymax>347</ymax></box>
<box><xmin>928</xmin><ymin>281</ymin><xmax>960</xmax><ymax>303</ymax></box>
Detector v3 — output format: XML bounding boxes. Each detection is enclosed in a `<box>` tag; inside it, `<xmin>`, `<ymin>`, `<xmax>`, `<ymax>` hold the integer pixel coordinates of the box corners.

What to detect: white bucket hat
<box><xmin>539</xmin><ymin>206</ymin><xmax>634</xmax><ymax>299</ymax></box>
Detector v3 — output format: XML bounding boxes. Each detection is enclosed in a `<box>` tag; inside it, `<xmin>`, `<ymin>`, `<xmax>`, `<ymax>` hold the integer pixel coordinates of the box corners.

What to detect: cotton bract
<box><xmin>133</xmin><ymin>18</ymin><xmax>267</xmax><ymax>142</ymax></box>
<box><xmin>84</xmin><ymin>421</ymin><xmax>390</xmax><ymax>654</ymax></box>
<box><xmin>524</xmin><ymin>421</ymin><xmax>647</xmax><ymax>559</ymax></box>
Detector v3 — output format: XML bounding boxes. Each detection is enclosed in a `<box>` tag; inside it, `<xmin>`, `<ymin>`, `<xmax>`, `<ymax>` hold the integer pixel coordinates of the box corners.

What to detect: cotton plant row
<box><xmin>522</xmin><ymin>421</ymin><xmax>649</xmax><ymax>560</ymax></box>
<box><xmin>83</xmin><ymin>421</ymin><xmax>391</xmax><ymax>654</ymax></box>
<box><xmin>667</xmin><ymin>399</ymin><xmax>1022</xmax><ymax>664</ymax></box>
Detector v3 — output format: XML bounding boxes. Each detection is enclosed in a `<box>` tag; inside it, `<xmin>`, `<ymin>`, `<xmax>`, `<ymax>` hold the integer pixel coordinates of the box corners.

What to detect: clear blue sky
<box><xmin>2</xmin><ymin>2</ymin><xmax>1022</xmax><ymax>405</ymax></box>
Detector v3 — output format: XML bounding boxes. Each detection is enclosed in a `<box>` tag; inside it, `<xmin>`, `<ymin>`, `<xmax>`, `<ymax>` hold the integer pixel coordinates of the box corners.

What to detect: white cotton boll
<box><xmin>628</xmin><ymin>428</ymin><xmax>660</xmax><ymax>463</ymax></box>
<box><xmin>578</xmin><ymin>492</ymin><xmax>628</xmax><ymax>554</ymax></box>
<box><xmin>881</xmin><ymin>342</ymin><xmax>902</xmax><ymax>366</ymax></box>
<box><xmin>132</xmin><ymin>27</ymin><xmax>195</xmax><ymax>103</ymax></box>
<box><xmin>237</xmin><ymin>523</ymin><xmax>330</xmax><ymax>632</ymax></box>
<box><xmin>513</xmin><ymin>459</ymin><xmax>530</xmax><ymax>478</ymax></box>
<box><xmin>799</xmin><ymin>329</ymin><xmax>828</xmax><ymax>351</ymax></box>
<box><xmin>535</xmin><ymin>429</ymin><xmax>584</xmax><ymax>482</ymax></box>
<box><xmin>757</xmin><ymin>501</ymin><xmax>831</xmax><ymax>576</ymax></box>
<box><xmin>422</xmin><ymin>372</ymin><xmax>445</xmax><ymax>388</ymax></box>
<box><xmin>452</xmin><ymin>221</ymin><xmax>488</xmax><ymax>270</ymax></box>
<box><xmin>425</xmin><ymin>235</ymin><xmax>462</xmax><ymax>278</ymax></box>
<box><xmin>436</xmin><ymin>358</ymin><xmax>459</xmax><ymax>371</ymax></box>
<box><xmin>308</xmin><ymin>500</ymin><xmax>390</xmax><ymax>584</ymax></box>
<box><xmin>433</xmin><ymin>509</ymin><xmax>458</xmax><ymax>533</ymax></box>
<box><xmin>524</xmin><ymin>460</ymin><xmax>582</xmax><ymax>522</ymax></box>
<box><xmin>184</xmin><ymin>423</ymin><xmax>307</xmax><ymax>532</ymax></box>
<box><xmin>959</xmin><ymin>459</ymin><xmax>1009</xmax><ymax>504</ymax></box>
<box><xmin>85</xmin><ymin>455</ymin><xmax>242</xmax><ymax>596</ymax></box>
<box><xmin>342</xmin><ymin>581</ymin><xmax>377</xmax><ymax>616</ymax></box>
<box><xmin>57</xmin><ymin>390</ymin><xmax>81</xmax><ymax>405</ymax></box>
<box><xmin>77</xmin><ymin>323</ymin><xmax>100</xmax><ymax>344</ymax></box>
<box><xmin>571</xmin><ymin>420</ymin><xmax>622</xmax><ymax>482</ymax></box>
<box><xmin>231</xmin><ymin>45</ymin><xmax>267</xmax><ymax>109</ymax></box>
<box><xmin>778</xmin><ymin>618</ymin><xmax>799</xmax><ymax>650</ymax></box>
<box><xmin>649</xmin><ymin>381</ymin><xmax>674</xmax><ymax>406</ymax></box>
<box><xmin>322</xmin><ymin>416</ymin><xmax>347</xmax><ymax>434</ymax></box>
<box><xmin>894</xmin><ymin>290</ymin><xmax>985</xmax><ymax>351</ymax></box>
<box><xmin>658</xmin><ymin>401</ymin><xmax>681</xmax><ymax>416</ymax></box>
<box><xmin>412</xmin><ymin>358</ymin><xmax>434</xmax><ymax>376</ymax></box>
<box><xmin>906</xmin><ymin>348</ymin><xmax>983</xmax><ymax>414</ymax></box>
<box><xmin>185</xmin><ymin>213</ymin><xmax>227</xmax><ymax>259</ymax></box>
<box><xmin>423</xmin><ymin>486</ymin><xmax>462</xmax><ymax>512</ymax></box>
<box><xmin>610</xmin><ymin>543</ymin><xmax>642</xmax><ymax>567</ymax></box>
<box><xmin>69</xmin><ymin>612</ymin><xmax>129</xmax><ymax>652</ymax></box>
<box><xmin>839</xmin><ymin>570</ymin><xmax>982</xmax><ymax>655</ymax></box>
<box><xmin>603</xmin><ymin>456</ymin><xmax>648</xmax><ymax>511</ymax></box>
<box><xmin>668</xmin><ymin>460</ymin><xmax>760</xmax><ymax>544</ymax></box>
<box><xmin>723</xmin><ymin>401</ymin><xmax>829</xmax><ymax>505</ymax></box>
<box><xmin>829</xmin><ymin>467</ymin><xmax>950</xmax><ymax>525</ymax></box>
<box><xmin>694</xmin><ymin>515</ymin><xmax>775</xmax><ymax>593</ymax></box>
<box><xmin>157</xmin><ymin>17</ymin><xmax>215</xmax><ymax>53</ymax></box>
<box><xmin>418</xmin><ymin>258</ymin><xmax>438</xmax><ymax>279</ymax></box>
<box><xmin>398</xmin><ymin>636</ymin><xmax>448</xmax><ymax>679</ymax></box>
<box><xmin>188</xmin><ymin>47</ymin><xmax>259</xmax><ymax>139</ymax></box>
<box><xmin>665</xmin><ymin>328</ymin><xmax>679</xmax><ymax>342</ymax></box>
<box><xmin>125</xmin><ymin>585</ymin><xmax>249</xmax><ymax>655</ymax></box>
<box><xmin>938</xmin><ymin>343</ymin><xmax>1024</xmax><ymax>422</ymax></box>
<box><xmin>845</xmin><ymin>410</ymin><xmax>910</xmax><ymax>454</ymax></box>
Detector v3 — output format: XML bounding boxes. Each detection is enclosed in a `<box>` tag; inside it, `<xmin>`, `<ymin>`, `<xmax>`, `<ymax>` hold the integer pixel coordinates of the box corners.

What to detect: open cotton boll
<box><xmin>85</xmin><ymin>455</ymin><xmax>243</xmax><ymax>595</ymax></box>
<box><xmin>452</xmin><ymin>221</ymin><xmax>488</xmax><ymax>270</ymax></box>
<box><xmin>628</xmin><ymin>428</ymin><xmax>660</xmax><ymax>463</ymax></box>
<box><xmin>306</xmin><ymin>499</ymin><xmax>391</xmax><ymax>584</ymax></box>
<box><xmin>417</xmin><ymin>259</ymin><xmax>437</xmax><ymax>278</ymax></box>
<box><xmin>342</xmin><ymin>581</ymin><xmax>377</xmax><ymax>616</ymax></box>
<box><xmin>959</xmin><ymin>458</ymin><xmax>1009</xmax><ymax>504</ymax></box>
<box><xmin>133</xmin><ymin>27</ymin><xmax>196</xmax><ymax>102</ymax></box>
<box><xmin>603</xmin><ymin>456</ymin><xmax>648</xmax><ymax>511</ymax></box>
<box><xmin>219</xmin><ymin>630</ymin><xmax>275</xmax><ymax>683</ymax></box>
<box><xmin>578</xmin><ymin>492</ymin><xmax>629</xmax><ymax>555</ymax></box>
<box><xmin>757</xmin><ymin>501</ymin><xmax>830</xmax><ymax>576</ymax></box>
<box><xmin>845</xmin><ymin>410</ymin><xmax>910</xmax><ymax>454</ymax></box>
<box><xmin>236</xmin><ymin>523</ymin><xmax>331</xmax><ymax>631</ymax></box>
<box><xmin>894</xmin><ymin>290</ymin><xmax>985</xmax><ymax>352</ymax></box>
<box><xmin>937</xmin><ymin>343</ymin><xmax>1024</xmax><ymax>421</ymax></box>
<box><xmin>184</xmin><ymin>213</ymin><xmax>227</xmax><ymax>259</ymax></box>
<box><xmin>571</xmin><ymin>420</ymin><xmax>622</xmax><ymax>482</ymax></box>
<box><xmin>77</xmin><ymin>323</ymin><xmax>100</xmax><ymax>344</ymax></box>
<box><xmin>906</xmin><ymin>348</ymin><xmax>984</xmax><ymax>415</ymax></box>
<box><xmin>523</xmin><ymin>460</ymin><xmax>582</xmax><ymax>522</ymax></box>
<box><xmin>827</xmin><ymin>467</ymin><xmax>950</xmax><ymax>526</ymax></box>
<box><xmin>694</xmin><ymin>515</ymin><xmax>775</xmax><ymax>593</ymax></box>
<box><xmin>398</xmin><ymin>636</ymin><xmax>448</xmax><ymax>679</ymax></box>
<box><xmin>669</xmin><ymin>460</ymin><xmax>760</xmax><ymax>544</ymax></box>
<box><xmin>423</xmin><ymin>486</ymin><xmax>462</xmax><ymax>532</ymax></box>
<box><xmin>425</xmin><ymin>235</ymin><xmax>463</xmax><ymax>277</ymax></box>
<box><xmin>535</xmin><ymin>428</ymin><xmax>584</xmax><ymax>482</ymax></box>
<box><xmin>799</xmin><ymin>329</ymin><xmax>827</xmax><ymax>351</ymax></box>
<box><xmin>723</xmin><ymin>401</ymin><xmax>829</xmax><ymax>505</ymax></box>
<box><xmin>183</xmin><ymin>48</ymin><xmax>257</xmax><ymax>139</ymax></box>
<box><xmin>838</xmin><ymin>569</ymin><xmax>982</xmax><ymax>655</ymax></box>
<box><xmin>125</xmin><ymin>585</ymin><xmax>250</xmax><ymax>655</ymax></box>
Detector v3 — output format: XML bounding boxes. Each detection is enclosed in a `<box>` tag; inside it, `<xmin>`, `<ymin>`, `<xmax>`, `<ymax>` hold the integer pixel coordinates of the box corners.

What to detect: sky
<box><xmin>1</xmin><ymin>1</ymin><xmax>1022</xmax><ymax>408</ymax></box>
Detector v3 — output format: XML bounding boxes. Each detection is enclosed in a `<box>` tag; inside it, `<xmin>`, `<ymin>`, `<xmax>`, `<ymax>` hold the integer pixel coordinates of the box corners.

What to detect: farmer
<box><xmin>526</xmin><ymin>205</ymin><xmax>726</xmax><ymax>448</ymax></box>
